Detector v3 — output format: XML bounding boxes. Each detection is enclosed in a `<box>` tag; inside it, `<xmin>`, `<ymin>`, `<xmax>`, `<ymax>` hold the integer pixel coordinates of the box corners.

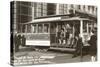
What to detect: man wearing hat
<box><xmin>88</xmin><ymin>28</ymin><xmax>97</xmax><ymax>61</ymax></box>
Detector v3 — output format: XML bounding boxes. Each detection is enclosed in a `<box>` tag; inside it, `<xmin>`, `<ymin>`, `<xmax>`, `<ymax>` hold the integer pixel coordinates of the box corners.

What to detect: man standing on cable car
<box><xmin>72</xmin><ymin>34</ymin><xmax>83</xmax><ymax>58</ymax></box>
<box><xmin>60</xmin><ymin>28</ymin><xmax>65</xmax><ymax>46</ymax></box>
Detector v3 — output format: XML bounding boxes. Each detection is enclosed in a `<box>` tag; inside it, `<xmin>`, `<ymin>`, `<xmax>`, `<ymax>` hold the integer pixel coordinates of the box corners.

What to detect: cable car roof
<box><xmin>20</xmin><ymin>16</ymin><xmax>94</xmax><ymax>24</ymax></box>
<box><xmin>61</xmin><ymin>17</ymin><xmax>90</xmax><ymax>21</ymax></box>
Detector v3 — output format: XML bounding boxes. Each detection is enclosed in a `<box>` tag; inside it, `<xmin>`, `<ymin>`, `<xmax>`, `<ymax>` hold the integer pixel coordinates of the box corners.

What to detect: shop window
<box><xmin>47</xmin><ymin>3</ymin><xmax>56</xmax><ymax>15</ymax></box>
<box><xmin>59</xmin><ymin>4</ymin><xmax>68</xmax><ymax>14</ymax></box>
<box><xmin>34</xmin><ymin>3</ymin><xmax>47</xmax><ymax>17</ymax></box>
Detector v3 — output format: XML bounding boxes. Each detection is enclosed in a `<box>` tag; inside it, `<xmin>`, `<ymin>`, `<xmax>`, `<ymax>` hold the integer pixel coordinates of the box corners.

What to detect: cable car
<box><xmin>19</xmin><ymin>14</ymin><xmax>97</xmax><ymax>51</ymax></box>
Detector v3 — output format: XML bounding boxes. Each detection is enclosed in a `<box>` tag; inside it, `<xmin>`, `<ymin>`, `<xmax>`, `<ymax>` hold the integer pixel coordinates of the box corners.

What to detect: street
<box><xmin>12</xmin><ymin>47</ymin><xmax>91</xmax><ymax>66</ymax></box>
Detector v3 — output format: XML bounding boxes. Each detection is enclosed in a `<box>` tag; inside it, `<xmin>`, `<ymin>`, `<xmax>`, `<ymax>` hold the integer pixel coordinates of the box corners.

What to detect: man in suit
<box><xmin>60</xmin><ymin>28</ymin><xmax>66</xmax><ymax>46</ymax></box>
<box><xmin>88</xmin><ymin>28</ymin><xmax>97</xmax><ymax>61</ymax></box>
<box><xmin>72</xmin><ymin>34</ymin><xmax>83</xmax><ymax>58</ymax></box>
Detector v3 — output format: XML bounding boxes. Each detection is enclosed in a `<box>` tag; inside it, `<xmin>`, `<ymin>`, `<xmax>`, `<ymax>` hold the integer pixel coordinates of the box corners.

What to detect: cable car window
<box><xmin>88</xmin><ymin>23</ymin><xmax>92</xmax><ymax>33</ymax></box>
<box><xmin>58</xmin><ymin>23</ymin><xmax>62</xmax><ymax>31</ymax></box>
<box><xmin>44</xmin><ymin>24</ymin><xmax>49</xmax><ymax>33</ymax></box>
<box><xmin>38</xmin><ymin>24</ymin><xmax>42</xmax><ymax>33</ymax></box>
<box><xmin>27</xmin><ymin>24</ymin><xmax>31</xmax><ymax>33</ymax></box>
<box><xmin>50</xmin><ymin>23</ymin><xmax>56</xmax><ymax>34</ymax></box>
<box><xmin>22</xmin><ymin>25</ymin><xmax>26</xmax><ymax>33</ymax></box>
<box><xmin>83</xmin><ymin>22</ymin><xmax>87</xmax><ymax>33</ymax></box>
<box><xmin>31</xmin><ymin>24</ymin><xmax>36</xmax><ymax>33</ymax></box>
<box><xmin>89</xmin><ymin>27</ymin><xmax>91</xmax><ymax>33</ymax></box>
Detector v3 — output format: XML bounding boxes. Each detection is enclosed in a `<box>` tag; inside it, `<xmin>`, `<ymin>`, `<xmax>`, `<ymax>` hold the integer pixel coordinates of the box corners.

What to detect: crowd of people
<box><xmin>72</xmin><ymin>28</ymin><xmax>97</xmax><ymax>60</ymax></box>
<box><xmin>57</xmin><ymin>26</ymin><xmax>80</xmax><ymax>48</ymax></box>
<box><xmin>56</xmin><ymin>26</ymin><xmax>97</xmax><ymax>60</ymax></box>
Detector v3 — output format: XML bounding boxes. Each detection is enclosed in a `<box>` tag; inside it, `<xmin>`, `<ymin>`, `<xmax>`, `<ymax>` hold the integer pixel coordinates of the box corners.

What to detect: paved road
<box><xmin>13</xmin><ymin>50</ymin><xmax>91</xmax><ymax>66</ymax></box>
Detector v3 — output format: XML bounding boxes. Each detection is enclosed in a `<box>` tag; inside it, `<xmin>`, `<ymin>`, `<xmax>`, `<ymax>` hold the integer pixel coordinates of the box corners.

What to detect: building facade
<box><xmin>11</xmin><ymin>1</ymin><xmax>97</xmax><ymax>34</ymax></box>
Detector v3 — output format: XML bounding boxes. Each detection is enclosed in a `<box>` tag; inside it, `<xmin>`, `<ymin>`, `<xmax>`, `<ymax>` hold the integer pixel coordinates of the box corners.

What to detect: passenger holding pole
<box><xmin>60</xmin><ymin>28</ymin><xmax>66</xmax><ymax>46</ymax></box>
<box><xmin>72</xmin><ymin>34</ymin><xmax>83</xmax><ymax>58</ymax></box>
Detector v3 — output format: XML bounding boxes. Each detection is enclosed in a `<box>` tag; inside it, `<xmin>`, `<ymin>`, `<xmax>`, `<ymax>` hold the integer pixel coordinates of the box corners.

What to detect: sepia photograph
<box><xmin>10</xmin><ymin>1</ymin><xmax>97</xmax><ymax>66</ymax></box>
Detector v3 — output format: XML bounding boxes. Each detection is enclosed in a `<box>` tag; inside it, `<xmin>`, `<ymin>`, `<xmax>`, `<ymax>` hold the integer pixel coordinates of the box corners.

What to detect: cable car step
<box><xmin>49</xmin><ymin>47</ymin><xmax>76</xmax><ymax>52</ymax></box>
